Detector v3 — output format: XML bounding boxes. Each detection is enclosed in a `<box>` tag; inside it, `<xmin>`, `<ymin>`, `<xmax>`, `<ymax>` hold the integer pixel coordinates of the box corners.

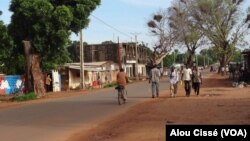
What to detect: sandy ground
<box><xmin>0</xmin><ymin>72</ymin><xmax>249</xmax><ymax>141</ymax></box>
<box><xmin>67</xmin><ymin>73</ymin><xmax>250</xmax><ymax>141</ymax></box>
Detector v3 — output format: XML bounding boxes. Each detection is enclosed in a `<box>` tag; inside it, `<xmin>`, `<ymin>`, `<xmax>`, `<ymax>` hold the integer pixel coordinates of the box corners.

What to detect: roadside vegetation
<box><xmin>13</xmin><ymin>92</ymin><xmax>37</xmax><ymax>102</ymax></box>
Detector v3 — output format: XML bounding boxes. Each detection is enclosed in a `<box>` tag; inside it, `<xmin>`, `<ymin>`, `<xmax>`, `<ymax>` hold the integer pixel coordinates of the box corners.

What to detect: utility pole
<box><xmin>203</xmin><ymin>55</ymin><xmax>205</xmax><ymax>67</ymax></box>
<box><xmin>117</xmin><ymin>36</ymin><xmax>122</xmax><ymax>69</ymax></box>
<box><xmin>196</xmin><ymin>54</ymin><xmax>198</xmax><ymax>66</ymax></box>
<box><xmin>80</xmin><ymin>30</ymin><xmax>84</xmax><ymax>89</ymax></box>
<box><xmin>173</xmin><ymin>52</ymin><xmax>176</xmax><ymax>64</ymax></box>
<box><xmin>131</xmin><ymin>32</ymin><xmax>140</xmax><ymax>81</ymax></box>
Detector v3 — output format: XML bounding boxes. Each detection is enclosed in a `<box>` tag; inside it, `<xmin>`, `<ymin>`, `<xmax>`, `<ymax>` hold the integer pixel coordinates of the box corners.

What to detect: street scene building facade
<box><xmin>60</xmin><ymin>61</ymin><xmax>119</xmax><ymax>90</ymax></box>
<box><xmin>84</xmin><ymin>43</ymin><xmax>149</xmax><ymax>78</ymax></box>
<box><xmin>58</xmin><ymin>42</ymin><xmax>150</xmax><ymax>90</ymax></box>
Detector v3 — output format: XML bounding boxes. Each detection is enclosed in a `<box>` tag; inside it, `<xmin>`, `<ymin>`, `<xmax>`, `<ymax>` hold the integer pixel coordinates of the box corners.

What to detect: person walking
<box><xmin>181</xmin><ymin>64</ymin><xmax>192</xmax><ymax>97</ymax></box>
<box><xmin>170</xmin><ymin>66</ymin><xmax>179</xmax><ymax>97</ymax></box>
<box><xmin>149</xmin><ymin>65</ymin><xmax>161</xmax><ymax>98</ymax></box>
<box><xmin>192</xmin><ymin>66</ymin><xmax>202</xmax><ymax>96</ymax></box>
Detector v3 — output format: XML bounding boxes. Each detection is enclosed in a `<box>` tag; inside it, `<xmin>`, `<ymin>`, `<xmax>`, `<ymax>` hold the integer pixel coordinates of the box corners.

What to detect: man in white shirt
<box><xmin>181</xmin><ymin>64</ymin><xmax>192</xmax><ymax>97</ymax></box>
<box><xmin>170</xmin><ymin>66</ymin><xmax>179</xmax><ymax>97</ymax></box>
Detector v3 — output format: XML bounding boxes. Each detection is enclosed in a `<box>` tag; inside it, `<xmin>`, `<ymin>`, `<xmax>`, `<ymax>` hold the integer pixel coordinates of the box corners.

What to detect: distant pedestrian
<box><xmin>221</xmin><ymin>66</ymin><xmax>225</xmax><ymax>76</ymax></box>
<box><xmin>105</xmin><ymin>74</ymin><xmax>109</xmax><ymax>86</ymax></box>
<box><xmin>181</xmin><ymin>64</ymin><xmax>192</xmax><ymax>97</ymax></box>
<box><xmin>149</xmin><ymin>65</ymin><xmax>161</xmax><ymax>98</ymax></box>
<box><xmin>45</xmin><ymin>74</ymin><xmax>52</xmax><ymax>92</ymax></box>
<box><xmin>210</xmin><ymin>66</ymin><xmax>214</xmax><ymax>72</ymax></box>
<box><xmin>170</xmin><ymin>66</ymin><xmax>179</xmax><ymax>97</ymax></box>
<box><xmin>97</xmin><ymin>75</ymin><xmax>102</xmax><ymax>88</ymax></box>
<box><xmin>192</xmin><ymin>66</ymin><xmax>202</xmax><ymax>96</ymax></box>
<box><xmin>225</xmin><ymin>65</ymin><xmax>229</xmax><ymax>75</ymax></box>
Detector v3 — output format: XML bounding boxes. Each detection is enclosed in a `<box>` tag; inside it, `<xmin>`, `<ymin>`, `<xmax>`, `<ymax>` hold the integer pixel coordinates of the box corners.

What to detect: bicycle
<box><xmin>115</xmin><ymin>85</ymin><xmax>127</xmax><ymax>105</ymax></box>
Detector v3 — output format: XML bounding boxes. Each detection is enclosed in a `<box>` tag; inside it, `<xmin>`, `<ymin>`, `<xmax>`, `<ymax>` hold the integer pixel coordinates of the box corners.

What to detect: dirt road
<box><xmin>67</xmin><ymin>73</ymin><xmax>250</xmax><ymax>141</ymax></box>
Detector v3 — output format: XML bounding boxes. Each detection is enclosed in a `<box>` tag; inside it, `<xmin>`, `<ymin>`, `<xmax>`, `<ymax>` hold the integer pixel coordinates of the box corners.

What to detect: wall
<box><xmin>52</xmin><ymin>70</ymin><xmax>61</xmax><ymax>92</ymax></box>
<box><xmin>69</xmin><ymin>69</ymin><xmax>80</xmax><ymax>89</ymax></box>
<box><xmin>0</xmin><ymin>75</ymin><xmax>25</xmax><ymax>95</ymax></box>
<box><xmin>138</xmin><ymin>64</ymin><xmax>146</xmax><ymax>77</ymax></box>
<box><xmin>68</xmin><ymin>69</ymin><xmax>119</xmax><ymax>89</ymax></box>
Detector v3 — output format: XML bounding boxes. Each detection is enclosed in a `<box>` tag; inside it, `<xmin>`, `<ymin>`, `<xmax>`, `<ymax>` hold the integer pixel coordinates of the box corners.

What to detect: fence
<box><xmin>0</xmin><ymin>75</ymin><xmax>25</xmax><ymax>95</ymax></box>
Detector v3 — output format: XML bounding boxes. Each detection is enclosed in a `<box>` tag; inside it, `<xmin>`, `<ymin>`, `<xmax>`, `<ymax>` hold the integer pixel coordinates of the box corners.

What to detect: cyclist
<box><xmin>116</xmin><ymin>68</ymin><xmax>129</xmax><ymax>100</ymax></box>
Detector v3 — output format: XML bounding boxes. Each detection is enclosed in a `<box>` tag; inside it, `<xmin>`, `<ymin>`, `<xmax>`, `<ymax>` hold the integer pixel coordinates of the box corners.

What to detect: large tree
<box><xmin>8</xmin><ymin>0</ymin><xmax>100</xmax><ymax>94</ymax></box>
<box><xmin>168</xmin><ymin>0</ymin><xmax>207</xmax><ymax>67</ymax></box>
<box><xmin>190</xmin><ymin>0</ymin><xmax>250</xmax><ymax>73</ymax></box>
<box><xmin>9</xmin><ymin>0</ymin><xmax>100</xmax><ymax>72</ymax></box>
<box><xmin>0</xmin><ymin>11</ymin><xmax>17</xmax><ymax>74</ymax></box>
<box><xmin>147</xmin><ymin>10</ymin><xmax>178</xmax><ymax>67</ymax></box>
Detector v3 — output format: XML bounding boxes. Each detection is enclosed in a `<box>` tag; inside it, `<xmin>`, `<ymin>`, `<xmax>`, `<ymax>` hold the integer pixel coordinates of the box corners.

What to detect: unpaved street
<box><xmin>0</xmin><ymin>77</ymin><xmax>169</xmax><ymax>141</ymax></box>
<box><xmin>0</xmin><ymin>72</ymin><xmax>249</xmax><ymax>141</ymax></box>
<box><xmin>67</xmin><ymin>73</ymin><xmax>250</xmax><ymax>141</ymax></box>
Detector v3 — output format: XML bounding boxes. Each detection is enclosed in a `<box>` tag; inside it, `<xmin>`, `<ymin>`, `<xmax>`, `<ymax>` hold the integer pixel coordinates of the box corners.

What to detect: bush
<box><xmin>13</xmin><ymin>92</ymin><xmax>37</xmax><ymax>102</ymax></box>
<box><xmin>103</xmin><ymin>82</ymin><xmax>116</xmax><ymax>88</ymax></box>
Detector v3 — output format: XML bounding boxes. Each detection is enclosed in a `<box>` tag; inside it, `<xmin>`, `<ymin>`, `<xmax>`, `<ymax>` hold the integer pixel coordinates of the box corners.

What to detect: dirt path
<box><xmin>67</xmin><ymin>73</ymin><xmax>250</xmax><ymax>141</ymax></box>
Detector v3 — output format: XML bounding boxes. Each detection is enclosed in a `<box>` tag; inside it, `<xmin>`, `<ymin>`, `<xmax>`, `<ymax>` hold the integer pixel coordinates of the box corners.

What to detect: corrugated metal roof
<box><xmin>68</xmin><ymin>66</ymin><xmax>107</xmax><ymax>72</ymax></box>
<box><xmin>65</xmin><ymin>61</ymin><xmax>109</xmax><ymax>67</ymax></box>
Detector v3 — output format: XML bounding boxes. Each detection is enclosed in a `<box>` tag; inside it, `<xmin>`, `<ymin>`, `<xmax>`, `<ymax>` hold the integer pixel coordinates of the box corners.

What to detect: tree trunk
<box><xmin>219</xmin><ymin>54</ymin><xmax>227</xmax><ymax>76</ymax></box>
<box><xmin>186</xmin><ymin>50</ymin><xmax>194</xmax><ymax>68</ymax></box>
<box><xmin>23</xmin><ymin>40</ymin><xmax>33</xmax><ymax>93</ymax></box>
<box><xmin>31</xmin><ymin>54</ymin><xmax>46</xmax><ymax>98</ymax></box>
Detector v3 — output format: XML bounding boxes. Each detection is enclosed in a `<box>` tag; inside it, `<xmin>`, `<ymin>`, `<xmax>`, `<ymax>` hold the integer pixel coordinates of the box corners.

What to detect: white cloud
<box><xmin>120</xmin><ymin>0</ymin><xmax>171</xmax><ymax>8</ymax></box>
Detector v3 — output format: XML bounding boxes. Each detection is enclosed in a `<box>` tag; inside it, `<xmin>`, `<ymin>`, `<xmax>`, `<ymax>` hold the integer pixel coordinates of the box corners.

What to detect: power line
<box><xmin>91</xmin><ymin>14</ymin><xmax>132</xmax><ymax>39</ymax></box>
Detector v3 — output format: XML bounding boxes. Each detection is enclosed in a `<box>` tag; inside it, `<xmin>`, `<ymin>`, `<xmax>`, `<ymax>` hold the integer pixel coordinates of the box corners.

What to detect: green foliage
<box><xmin>49</xmin><ymin>0</ymin><xmax>101</xmax><ymax>33</ymax></box>
<box><xmin>192</xmin><ymin>0</ymin><xmax>249</xmax><ymax>66</ymax></box>
<box><xmin>163</xmin><ymin>54</ymin><xmax>174</xmax><ymax>67</ymax></box>
<box><xmin>230</xmin><ymin>49</ymin><xmax>242</xmax><ymax>62</ymax></box>
<box><xmin>102</xmin><ymin>40</ymin><xmax>114</xmax><ymax>44</ymax></box>
<box><xmin>0</xmin><ymin>14</ymin><xmax>16</xmax><ymax>74</ymax></box>
<box><xmin>13</xmin><ymin>92</ymin><xmax>37</xmax><ymax>102</ymax></box>
<box><xmin>199</xmin><ymin>48</ymin><xmax>218</xmax><ymax>65</ymax></box>
<box><xmin>163</xmin><ymin>52</ymin><xmax>188</xmax><ymax>67</ymax></box>
<box><xmin>8</xmin><ymin>0</ymin><xmax>100</xmax><ymax>73</ymax></box>
<box><xmin>67</xmin><ymin>41</ymin><xmax>88</xmax><ymax>62</ymax></box>
<box><xmin>103</xmin><ymin>82</ymin><xmax>117</xmax><ymax>88</ymax></box>
<box><xmin>67</xmin><ymin>41</ymin><xmax>80</xmax><ymax>62</ymax></box>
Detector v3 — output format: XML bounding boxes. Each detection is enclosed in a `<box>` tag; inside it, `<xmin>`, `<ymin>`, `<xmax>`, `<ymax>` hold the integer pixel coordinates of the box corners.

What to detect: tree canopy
<box><xmin>190</xmin><ymin>0</ymin><xmax>250</xmax><ymax>69</ymax></box>
<box><xmin>0</xmin><ymin>11</ymin><xmax>16</xmax><ymax>74</ymax></box>
<box><xmin>147</xmin><ymin>10</ymin><xmax>178</xmax><ymax>66</ymax></box>
<box><xmin>168</xmin><ymin>0</ymin><xmax>207</xmax><ymax>67</ymax></box>
<box><xmin>148</xmin><ymin>0</ymin><xmax>250</xmax><ymax>70</ymax></box>
<box><xmin>7</xmin><ymin>0</ymin><xmax>100</xmax><ymax>73</ymax></box>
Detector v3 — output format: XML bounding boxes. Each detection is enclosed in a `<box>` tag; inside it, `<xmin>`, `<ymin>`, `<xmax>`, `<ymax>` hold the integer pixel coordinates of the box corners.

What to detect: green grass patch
<box><xmin>103</xmin><ymin>82</ymin><xmax>117</xmax><ymax>88</ymax></box>
<box><xmin>13</xmin><ymin>92</ymin><xmax>37</xmax><ymax>102</ymax></box>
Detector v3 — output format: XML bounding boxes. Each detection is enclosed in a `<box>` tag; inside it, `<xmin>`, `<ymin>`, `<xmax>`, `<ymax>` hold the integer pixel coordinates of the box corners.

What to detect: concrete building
<box><xmin>84</xmin><ymin>43</ymin><xmax>149</xmax><ymax>78</ymax></box>
<box><xmin>60</xmin><ymin>61</ymin><xmax>119</xmax><ymax>90</ymax></box>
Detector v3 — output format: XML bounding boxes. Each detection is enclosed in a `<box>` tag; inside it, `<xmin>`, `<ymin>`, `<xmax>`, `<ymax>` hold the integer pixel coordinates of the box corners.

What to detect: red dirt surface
<box><xmin>67</xmin><ymin>73</ymin><xmax>250</xmax><ymax>141</ymax></box>
<box><xmin>1</xmin><ymin>73</ymin><xmax>249</xmax><ymax>141</ymax></box>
